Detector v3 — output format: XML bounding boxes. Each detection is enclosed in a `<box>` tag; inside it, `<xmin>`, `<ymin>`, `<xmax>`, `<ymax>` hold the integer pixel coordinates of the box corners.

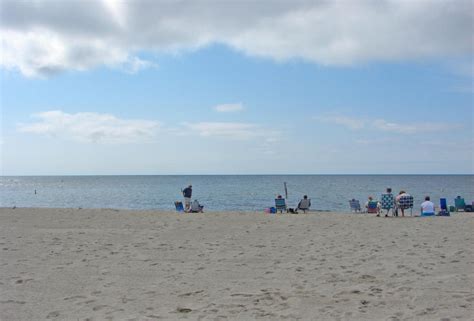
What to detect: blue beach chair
<box><xmin>275</xmin><ymin>198</ymin><xmax>287</xmax><ymax>213</ymax></box>
<box><xmin>349</xmin><ymin>199</ymin><xmax>361</xmax><ymax>213</ymax></box>
<box><xmin>438</xmin><ymin>198</ymin><xmax>450</xmax><ymax>216</ymax></box>
<box><xmin>174</xmin><ymin>201</ymin><xmax>184</xmax><ymax>212</ymax></box>
<box><xmin>440</xmin><ymin>198</ymin><xmax>448</xmax><ymax>211</ymax></box>
<box><xmin>367</xmin><ymin>201</ymin><xmax>379</xmax><ymax>214</ymax></box>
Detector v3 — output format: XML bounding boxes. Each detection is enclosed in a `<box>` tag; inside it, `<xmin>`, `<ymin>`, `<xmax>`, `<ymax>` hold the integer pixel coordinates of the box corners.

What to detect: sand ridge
<box><xmin>0</xmin><ymin>208</ymin><xmax>473</xmax><ymax>320</ymax></box>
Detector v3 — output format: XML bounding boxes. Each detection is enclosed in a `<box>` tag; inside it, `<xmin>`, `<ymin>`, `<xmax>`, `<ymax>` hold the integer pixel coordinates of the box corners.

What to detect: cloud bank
<box><xmin>315</xmin><ymin>114</ymin><xmax>460</xmax><ymax>134</ymax></box>
<box><xmin>18</xmin><ymin>110</ymin><xmax>280</xmax><ymax>144</ymax></box>
<box><xmin>18</xmin><ymin>110</ymin><xmax>160</xmax><ymax>143</ymax></box>
<box><xmin>182</xmin><ymin>121</ymin><xmax>280</xmax><ymax>142</ymax></box>
<box><xmin>1</xmin><ymin>0</ymin><xmax>472</xmax><ymax>77</ymax></box>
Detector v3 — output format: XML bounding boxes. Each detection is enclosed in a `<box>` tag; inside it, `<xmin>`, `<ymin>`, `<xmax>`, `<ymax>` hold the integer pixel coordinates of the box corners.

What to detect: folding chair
<box><xmin>367</xmin><ymin>201</ymin><xmax>379</xmax><ymax>214</ymax></box>
<box><xmin>349</xmin><ymin>199</ymin><xmax>361</xmax><ymax>213</ymax></box>
<box><xmin>174</xmin><ymin>201</ymin><xmax>184</xmax><ymax>212</ymax></box>
<box><xmin>275</xmin><ymin>198</ymin><xmax>287</xmax><ymax>213</ymax></box>
<box><xmin>398</xmin><ymin>195</ymin><xmax>414</xmax><ymax>216</ymax></box>
<box><xmin>454</xmin><ymin>197</ymin><xmax>466</xmax><ymax>212</ymax></box>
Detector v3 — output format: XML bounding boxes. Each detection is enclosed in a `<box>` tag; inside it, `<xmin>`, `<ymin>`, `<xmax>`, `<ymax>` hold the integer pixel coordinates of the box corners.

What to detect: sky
<box><xmin>0</xmin><ymin>0</ymin><xmax>473</xmax><ymax>175</ymax></box>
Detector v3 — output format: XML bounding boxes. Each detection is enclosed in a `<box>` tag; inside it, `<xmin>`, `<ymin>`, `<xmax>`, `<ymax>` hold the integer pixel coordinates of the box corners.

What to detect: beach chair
<box><xmin>275</xmin><ymin>198</ymin><xmax>287</xmax><ymax>213</ymax></box>
<box><xmin>174</xmin><ymin>201</ymin><xmax>184</xmax><ymax>212</ymax></box>
<box><xmin>366</xmin><ymin>201</ymin><xmax>379</xmax><ymax>214</ymax></box>
<box><xmin>349</xmin><ymin>199</ymin><xmax>361</xmax><ymax>213</ymax></box>
<box><xmin>438</xmin><ymin>198</ymin><xmax>450</xmax><ymax>216</ymax></box>
<box><xmin>454</xmin><ymin>197</ymin><xmax>466</xmax><ymax>212</ymax></box>
<box><xmin>381</xmin><ymin>193</ymin><xmax>394</xmax><ymax>213</ymax></box>
<box><xmin>440</xmin><ymin>198</ymin><xmax>448</xmax><ymax>211</ymax></box>
<box><xmin>398</xmin><ymin>195</ymin><xmax>414</xmax><ymax>216</ymax></box>
<box><xmin>297</xmin><ymin>198</ymin><xmax>311</xmax><ymax>213</ymax></box>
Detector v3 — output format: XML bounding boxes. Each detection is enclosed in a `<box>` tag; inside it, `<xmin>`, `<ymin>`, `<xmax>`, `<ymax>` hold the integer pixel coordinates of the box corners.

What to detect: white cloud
<box><xmin>214</xmin><ymin>103</ymin><xmax>244</xmax><ymax>113</ymax></box>
<box><xmin>17</xmin><ymin>111</ymin><xmax>281</xmax><ymax>144</ymax></box>
<box><xmin>1</xmin><ymin>0</ymin><xmax>472</xmax><ymax>77</ymax></box>
<box><xmin>314</xmin><ymin>115</ymin><xmax>365</xmax><ymax>129</ymax></box>
<box><xmin>118</xmin><ymin>56</ymin><xmax>158</xmax><ymax>74</ymax></box>
<box><xmin>18</xmin><ymin>110</ymin><xmax>160</xmax><ymax>144</ymax></box>
<box><xmin>182</xmin><ymin>121</ymin><xmax>280</xmax><ymax>142</ymax></box>
<box><xmin>373</xmin><ymin>119</ymin><xmax>459</xmax><ymax>134</ymax></box>
<box><xmin>315</xmin><ymin>113</ymin><xmax>461</xmax><ymax>134</ymax></box>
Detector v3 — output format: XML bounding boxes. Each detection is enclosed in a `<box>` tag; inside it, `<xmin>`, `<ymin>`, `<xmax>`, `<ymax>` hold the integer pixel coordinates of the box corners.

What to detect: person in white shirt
<box><xmin>420</xmin><ymin>196</ymin><xmax>435</xmax><ymax>216</ymax></box>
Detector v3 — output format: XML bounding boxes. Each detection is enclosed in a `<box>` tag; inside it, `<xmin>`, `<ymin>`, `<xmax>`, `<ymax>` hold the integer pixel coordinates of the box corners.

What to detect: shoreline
<box><xmin>1</xmin><ymin>206</ymin><xmax>350</xmax><ymax>214</ymax></box>
<box><xmin>1</xmin><ymin>207</ymin><xmax>473</xmax><ymax>320</ymax></box>
<box><xmin>1</xmin><ymin>206</ymin><xmax>337</xmax><ymax>214</ymax></box>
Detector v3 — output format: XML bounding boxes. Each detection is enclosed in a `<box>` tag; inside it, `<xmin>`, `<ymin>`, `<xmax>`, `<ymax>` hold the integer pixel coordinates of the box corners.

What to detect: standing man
<box><xmin>182</xmin><ymin>185</ymin><xmax>192</xmax><ymax>212</ymax></box>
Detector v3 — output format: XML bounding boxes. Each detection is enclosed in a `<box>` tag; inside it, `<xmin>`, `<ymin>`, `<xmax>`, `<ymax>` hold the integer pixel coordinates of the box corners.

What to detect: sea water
<box><xmin>1</xmin><ymin>175</ymin><xmax>473</xmax><ymax>212</ymax></box>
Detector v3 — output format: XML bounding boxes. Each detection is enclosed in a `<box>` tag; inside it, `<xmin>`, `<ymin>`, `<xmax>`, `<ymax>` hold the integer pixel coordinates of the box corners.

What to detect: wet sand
<box><xmin>1</xmin><ymin>208</ymin><xmax>473</xmax><ymax>320</ymax></box>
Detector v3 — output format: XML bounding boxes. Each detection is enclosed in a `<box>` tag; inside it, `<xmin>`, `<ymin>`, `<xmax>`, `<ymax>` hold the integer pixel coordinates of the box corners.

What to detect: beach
<box><xmin>1</xmin><ymin>208</ymin><xmax>473</xmax><ymax>321</ymax></box>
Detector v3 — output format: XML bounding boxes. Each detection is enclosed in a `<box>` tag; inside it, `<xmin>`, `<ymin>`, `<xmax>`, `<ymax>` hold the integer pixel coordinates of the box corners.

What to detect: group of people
<box><xmin>276</xmin><ymin>194</ymin><xmax>312</xmax><ymax>213</ymax></box>
<box><xmin>182</xmin><ymin>184</ymin><xmax>446</xmax><ymax>216</ymax></box>
<box><xmin>363</xmin><ymin>188</ymin><xmax>435</xmax><ymax>217</ymax></box>
<box><xmin>181</xmin><ymin>185</ymin><xmax>204</xmax><ymax>213</ymax></box>
<box><xmin>183</xmin><ymin>184</ymin><xmax>312</xmax><ymax>214</ymax></box>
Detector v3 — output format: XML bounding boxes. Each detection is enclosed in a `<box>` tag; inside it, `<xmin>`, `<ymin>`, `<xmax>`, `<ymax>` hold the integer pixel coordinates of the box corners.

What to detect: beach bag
<box><xmin>270</xmin><ymin>207</ymin><xmax>277</xmax><ymax>214</ymax></box>
<box><xmin>437</xmin><ymin>210</ymin><xmax>450</xmax><ymax>217</ymax></box>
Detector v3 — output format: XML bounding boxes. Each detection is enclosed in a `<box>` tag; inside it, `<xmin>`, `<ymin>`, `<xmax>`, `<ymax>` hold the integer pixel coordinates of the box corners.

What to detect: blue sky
<box><xmin>0</xmin><ymin>0</ymin><xmax>473</xmax><ymax>175</ymax></box>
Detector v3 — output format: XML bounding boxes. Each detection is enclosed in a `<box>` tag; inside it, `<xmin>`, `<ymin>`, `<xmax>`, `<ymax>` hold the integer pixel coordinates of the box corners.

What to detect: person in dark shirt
<box><xmin>182</xmin><ymin>185</ymin><xmax>192</xmax><ymax>212</ymax></box>
<box><xmin>297</xmin><ymin>195</ymin><xmax>311</xmax><ymax>213</ymax></box>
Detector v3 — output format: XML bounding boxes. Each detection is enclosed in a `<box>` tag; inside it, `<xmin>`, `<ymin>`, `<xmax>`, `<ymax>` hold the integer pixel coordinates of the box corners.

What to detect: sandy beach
<box><xmin>0</xmin><ymin>208</ymin><xmax>472</xmax><ymax>321</ymax></box>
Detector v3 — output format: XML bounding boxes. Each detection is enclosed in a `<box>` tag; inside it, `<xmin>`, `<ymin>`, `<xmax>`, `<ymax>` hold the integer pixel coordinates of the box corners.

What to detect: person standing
<box><xmin>182</xmin><ymin>185</ymin><xmax>192</xmax><ymax>212</ymax></box>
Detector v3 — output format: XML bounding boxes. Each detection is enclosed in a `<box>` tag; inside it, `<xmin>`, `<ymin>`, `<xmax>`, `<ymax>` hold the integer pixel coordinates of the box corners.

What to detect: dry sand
<box><xmin>0</xmin><ymin>207</ymin><xmax>473</xmax><ymax>321</ymax></box>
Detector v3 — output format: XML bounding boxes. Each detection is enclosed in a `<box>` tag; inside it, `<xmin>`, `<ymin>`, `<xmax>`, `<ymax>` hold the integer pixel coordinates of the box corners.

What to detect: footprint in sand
<box><xmin>176</xmin><ymin>307</ymin><xmax>193</xmax><ymax>313</ymax></box>
<box><xmin>46</xmin><ymin>311</ymin><xmax>60</xmax><ymax>318</ymax></box>
<box><xmin>0</xmin><ymin>300</ymin><xmax>26</xmax><ymax>305</ymax></box>
<box><xmin>63</xmin><ymin>295</ymin><xmax>87</xmax><ymax>301</ymax></box>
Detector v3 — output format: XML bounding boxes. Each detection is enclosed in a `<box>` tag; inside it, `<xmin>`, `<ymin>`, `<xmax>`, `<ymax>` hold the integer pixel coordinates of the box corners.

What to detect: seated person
<box><xmin>420</xmin><ymin>196</ymin><xmax>435</xmax><ymax>216</ymax></box>
<box><xmin>190</xmin><ymin>199</ymin><xmax>204</xmax><ymax>213</ymax></box>
<box><xmin>395</xmin><ymin>190</ymin><xmax>411</xmax><ymax>217</ymax></box>
<box><xmin>275</xmin><ymin>195</ymin><xmax>287</xmax><ymax>213</ymax></box>
<box><xmin>381</xmin><ymin>187</ymin><xmax>394</xmax><ymax>217</ymax></box>
<box><xmin>365</xmin><ymin>196</ymin><xmax>381</xmax><ymax>215</ymax></box>
<box><xmin>350</xmin><ymin>198</ymin><xmax>361</xmax><ymax>212</ymax></box>
<box><xmin>297</xmin><ymin>195</ymin><xmax>311</xmax><ymax>213</ymax></box>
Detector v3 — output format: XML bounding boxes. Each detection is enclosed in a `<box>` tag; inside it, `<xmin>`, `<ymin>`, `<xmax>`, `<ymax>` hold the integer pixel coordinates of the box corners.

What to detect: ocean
<box><xmin>1</xmin><ymin>175</ymin><xmax>473</xmax><ymax>212</ymax></box>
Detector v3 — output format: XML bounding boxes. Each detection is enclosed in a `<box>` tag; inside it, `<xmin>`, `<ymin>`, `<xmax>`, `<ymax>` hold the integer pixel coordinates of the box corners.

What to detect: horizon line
<box><xmin>1</xmin><ymin>173</ymin><xmax>473</xmax><ymax>177</ymax></box>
